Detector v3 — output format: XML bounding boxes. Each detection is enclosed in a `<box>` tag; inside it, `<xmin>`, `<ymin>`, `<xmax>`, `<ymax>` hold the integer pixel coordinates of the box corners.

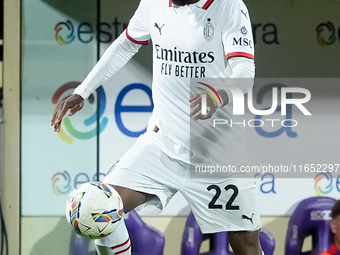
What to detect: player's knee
<box><xmin>111</xmin><ymin>184</ymin><xmax>155</xmax><ymax>213</ymax></box>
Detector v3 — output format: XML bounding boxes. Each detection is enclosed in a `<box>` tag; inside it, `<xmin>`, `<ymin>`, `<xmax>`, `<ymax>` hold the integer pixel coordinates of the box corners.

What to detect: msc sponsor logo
<box><xmin>310</xmin><ymin>210</ymin><xmax>332</xmax><ymax>221</ymax></box>
<box><xmin>232</xmin><ymin>25</ymin><xmax>253</xmax><ymax>49</ymax></box>
<box><xmin>239</xmin><ymin>26</ymin><xmax>248</xmax><ymax>36</ymax></box>
<box><xmin>233</xmin><ymin>37</ymin><xmax>253</xmax><ymax>49</ymax></box>
<box><xmin>316</xmin><ymin>21</ymin><xmax>340</xmax><ymax>46</ymax></box>
<box><xmin>232</xmin><ymin>22</ymin><xmax>279</xmax><ymax>49</ymax></box>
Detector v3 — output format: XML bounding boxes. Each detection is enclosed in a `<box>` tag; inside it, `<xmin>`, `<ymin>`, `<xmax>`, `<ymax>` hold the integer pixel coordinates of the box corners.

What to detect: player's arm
<box><xmin>73</xmin><ymin>32</ymin><xmax>143</xmax><ymax>100</ymax></box>
<box><xmin>51</xmin><ymin>0</ymin><xmax>151</xmax><ymax>132</ymax></box>
<box><xmin>217</xmin><ymin>56</ymin><xmax>255</xmax><ymax>106</ymax></box>
<box><xmin>217</xmin><ymin>0</ymin><xmax>255</xmax><ymax>106</ymax></box>
<box><xmin>51</xmin><ymin>32</ymin><xmax>143</xmax><ymax>132</ymax></box>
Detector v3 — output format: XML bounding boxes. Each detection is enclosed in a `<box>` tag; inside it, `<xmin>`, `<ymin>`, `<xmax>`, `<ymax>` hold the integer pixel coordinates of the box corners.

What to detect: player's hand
<box><xmin>189</xmin><ymin>93</ymin><xmax>217</xmax><ymax>121</ymax></box>
<box><xmin>51</xmin><ymin>94</ymin><xmax>84</xmax><ymax>132</ymax></box>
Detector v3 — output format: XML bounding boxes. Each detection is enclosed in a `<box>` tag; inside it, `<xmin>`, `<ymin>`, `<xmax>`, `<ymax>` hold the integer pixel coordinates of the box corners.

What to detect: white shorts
<box><xmin>103</xmin><ymin>131</ymin><xmax>261</xmax><ymax>234</ymax></box>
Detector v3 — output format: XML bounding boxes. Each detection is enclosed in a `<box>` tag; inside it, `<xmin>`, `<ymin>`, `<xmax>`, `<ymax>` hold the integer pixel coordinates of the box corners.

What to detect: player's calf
<box><xmin>93</xmin><ymin>185</ymin><xmax>155</xmax><ymax>254</ymax></box>
<box><xmin>228</xmin><ymin>230</ymin><xmax>263</xmax><ymax>255</ymax></box>
<box><xmin>94</xmin><ymin>218</ymin><xmax>131</xmax><ymax>255</ymax></box>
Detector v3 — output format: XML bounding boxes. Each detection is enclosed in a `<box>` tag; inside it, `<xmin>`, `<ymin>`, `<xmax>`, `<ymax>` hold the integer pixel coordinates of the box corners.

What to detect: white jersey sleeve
<box><xmin>73</xmin><ymin>32</ymin><xmax>142</xmax><ymax>99</ymax></box>
<box><xmin>73</xmin><ymin>0</ymin><xmax>151</xmax><ymax>99</ymax></box>
<box><xmin>223</xmin><ymin>57</ymin><xmax>255</xmax><ymax>104</ymax></box>
<box><xmin>125</xmin><ymin>0</ymin><xmax>151</xmax><ymax>45</ymax></box>
<box><xmin>221</xmin><ymin>0</ymin><xmax>254</xmax><ymax>60</ymax></box>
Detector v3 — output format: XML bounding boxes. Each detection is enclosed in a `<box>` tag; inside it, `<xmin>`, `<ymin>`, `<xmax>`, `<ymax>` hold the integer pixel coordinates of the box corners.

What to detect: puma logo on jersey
<box><xmin>241</xmin><ymin>10</ymin><xmax>248</xmax><ymax>19</ymax></box>
<box><xmin>107</xmin><ymin>160</ymin><xmax>119</xmax><ymax>174</ymax></box>
<box><xmin>241</xmin><ymin>213</ymin><xmax>254</xmax><ymax>224</ymax></box>
<box><xmin>155</xmin><ymin>23</ymin><xmax>165</xmax><ymax>35</ymax></box>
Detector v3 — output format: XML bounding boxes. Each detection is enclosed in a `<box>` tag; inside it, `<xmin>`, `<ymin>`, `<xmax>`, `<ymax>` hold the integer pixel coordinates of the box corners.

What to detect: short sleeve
<box><xmin>221</xmin><ymin>0</ymin><xmax>254</xmax><ymax>60</ymax></box>
<box><xmin>126</xmin><ymin>0</ymin><xmax>151</xmax><ymax>45</ymax></box>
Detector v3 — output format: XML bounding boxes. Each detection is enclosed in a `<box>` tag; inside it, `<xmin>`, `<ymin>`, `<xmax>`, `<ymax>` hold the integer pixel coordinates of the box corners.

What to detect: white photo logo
<box><xmin>197</xmin><ymin>82</ymin><xmax>312</xmax><ymax>128</ymax></box>
<box><xmin>199</xmin><ymin>83</ymin><xmax>311</xmax><ymax>116</ymax></box>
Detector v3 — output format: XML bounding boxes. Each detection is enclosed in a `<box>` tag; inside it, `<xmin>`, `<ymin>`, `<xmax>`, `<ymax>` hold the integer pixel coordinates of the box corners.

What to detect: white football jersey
<box><xmin>127</xmin><ymin>0</ymin><xmax>254</xmax><ymax>166</ymax></box>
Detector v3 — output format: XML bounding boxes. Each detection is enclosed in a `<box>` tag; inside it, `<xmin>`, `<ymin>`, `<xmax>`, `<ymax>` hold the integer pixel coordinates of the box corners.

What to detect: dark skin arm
<box><xmin>189</xmin><ymin>89</ymin><xmax>229</xmax><ymax>120</ymax></box>
<box><xmin>52</xmin><ymin>88</ymin><xmax>228</xmax><ymax>130</ymax></box>
<box><xmin>51</xmin><ymin>94</ymin><xmax>85</xmax><ymax>132</ymax></box>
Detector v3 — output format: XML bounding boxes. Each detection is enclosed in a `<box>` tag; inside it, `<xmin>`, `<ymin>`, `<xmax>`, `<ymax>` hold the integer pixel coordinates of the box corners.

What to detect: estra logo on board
<box><xmin>314</xmin><ymin>170</ymin><xmax>340</xmax><ymax>196</ymax></box>
<box><xmin>55</xmin><ymin>21</ymin><xmax>75</xmax><ymax>45</ymax></box>
<box><xmin>52</xmin><ymin>82</ymin><xmax>108</xmax><ymax>144</ymax></box>
<box><xmin>51</xmin><ymin>81</ymin><xmax>153</xmax><ymax>143</ymax></box>
<box><xmin>52</xmin><ymin>170</ymin><xmax>106</xmax><ymax>196</ymax></box>
<box><xmin>54</xmin><ymin>19</ymin><xmax>128</xmax><ymax>45</ymax></box>
<box><xmin>316</xmin><ymin>22</ymin><xmax>340</xmax><ymax>46</ymax></box>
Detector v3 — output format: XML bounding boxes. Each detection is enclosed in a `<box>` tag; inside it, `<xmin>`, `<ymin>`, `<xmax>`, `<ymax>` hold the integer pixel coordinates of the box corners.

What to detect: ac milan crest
<box><xmin>203</xmin><ymin>18</ymin><xmax>214</xmax><ymax>40</ymax></box>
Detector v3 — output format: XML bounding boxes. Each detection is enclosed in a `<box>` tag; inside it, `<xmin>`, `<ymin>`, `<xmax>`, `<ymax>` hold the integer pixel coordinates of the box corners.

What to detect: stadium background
<box><xmin>1</xmin><ymin>0</ymin><xmax>340</xmax><ymax>254</ymax></box>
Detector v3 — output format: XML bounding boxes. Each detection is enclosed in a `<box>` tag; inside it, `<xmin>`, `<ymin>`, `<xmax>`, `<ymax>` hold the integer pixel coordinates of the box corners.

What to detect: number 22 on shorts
<box><xmin>207</xmin><ymin>184</ymin><xmax>240</xmax><ymax>210</ymax></box>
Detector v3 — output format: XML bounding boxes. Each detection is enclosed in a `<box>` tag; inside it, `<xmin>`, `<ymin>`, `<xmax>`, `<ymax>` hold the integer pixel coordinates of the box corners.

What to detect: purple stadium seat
<box><xmin>260</xmin><ymin>228</ymin><xmax>276</xmax><ymax>255</ymax></box>
<box><xmin>181</xmin><ymin>212</ymin><xmax>276</xmax><ymax>255</ymax></box>
<box><xmin>69</xmin><ymin>231</ymin><xmax>96</xmax><ymax>255</ymax></box>
<box><xmin>285</xmin><ymin>196</ymin><xmax>337</xmax><ymax>255</ymax></box>
<box><xmin>125</xmin><ymin>210</ymin><xmax>165</xmax><ymax>255</ymax></box>
<box><xmin>70</xmin><ymin>210</ymin><xmax>165</xmax><ymax>255</ymax></box>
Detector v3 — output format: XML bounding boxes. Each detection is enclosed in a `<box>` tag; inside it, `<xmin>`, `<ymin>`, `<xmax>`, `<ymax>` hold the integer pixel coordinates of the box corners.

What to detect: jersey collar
<box><xmin>169</xmin><ymin>0</ymin><xmax>214</xmax><ymax>9</ymax></box>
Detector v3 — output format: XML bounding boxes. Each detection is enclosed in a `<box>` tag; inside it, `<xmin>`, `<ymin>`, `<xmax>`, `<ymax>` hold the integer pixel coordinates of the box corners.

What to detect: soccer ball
<box><xmin>66</xmin><ymin>181</ymin><xmax>124</xmax><ymax>239</ymax></box>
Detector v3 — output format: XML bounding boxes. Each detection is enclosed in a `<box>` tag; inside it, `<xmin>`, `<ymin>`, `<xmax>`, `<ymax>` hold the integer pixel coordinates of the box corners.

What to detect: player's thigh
<box><xmin>103</xmin><ymin>133</ymin><xmax>179</xmax><ymax>214</ymax></box>
<box><xmin>181</xmin><ymin>177</ymin><xmax>261</xmax><ymax>233</ymax></box>
<box><xmin>228</xmin><ymin>230</ymin><xmax>262</xmax><ymax>255</ymax></box>
<box><xmin>111</xmin><ymin>185</ymin><xmax>156</xmax><ymax>213</ymax></box>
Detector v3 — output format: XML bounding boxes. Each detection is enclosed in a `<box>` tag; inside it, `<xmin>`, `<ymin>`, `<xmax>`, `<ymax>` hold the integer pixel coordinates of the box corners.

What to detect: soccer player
<box><xmin>51</xmin><ymin>0</ymin><xmax>264</xmax><ymax>254</ymax></box>
<box><xmin>320</xmin><ymin>200</ymin><xmax>340</xmax><ymax>255</ymax></box>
